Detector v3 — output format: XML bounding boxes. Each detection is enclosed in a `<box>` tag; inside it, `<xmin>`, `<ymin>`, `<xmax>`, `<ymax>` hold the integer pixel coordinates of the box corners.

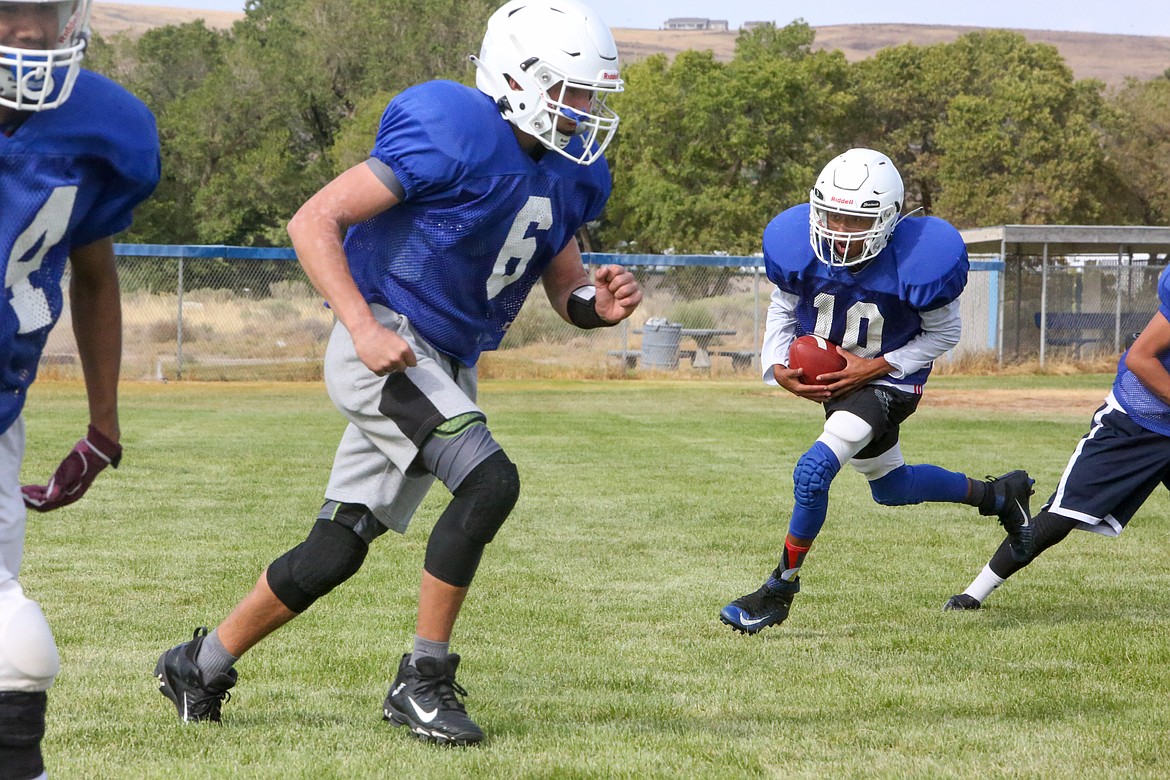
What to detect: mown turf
<box><xmin>18</xmin><ymin>377</ymin><xmax>1170</xmax><ymax>778</ymax></box>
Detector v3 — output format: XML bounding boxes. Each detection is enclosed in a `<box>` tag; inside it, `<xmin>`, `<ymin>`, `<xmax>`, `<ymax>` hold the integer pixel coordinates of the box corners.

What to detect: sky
<box><xmin>110</xmin><ymin>0</ymin><xmax>1170</xmax><ymax>38</ymax></box>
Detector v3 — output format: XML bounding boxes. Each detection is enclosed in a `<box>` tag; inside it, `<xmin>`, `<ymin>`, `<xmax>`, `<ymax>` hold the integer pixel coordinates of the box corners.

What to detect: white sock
<box><xmin>965</xmin><ymin>565</ymin><xmax>1006</xmax><ymax>603</ymax></box>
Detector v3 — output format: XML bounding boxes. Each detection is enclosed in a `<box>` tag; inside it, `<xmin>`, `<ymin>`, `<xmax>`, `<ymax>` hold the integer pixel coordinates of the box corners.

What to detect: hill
<box><xmin>91</xmin><ymin>4</ymin><xmax>1169</xmax><ymax>87</ymax></box>
<box><xmin>613</xmin><ymin>24</ymin><xmax>1170</xmax><ymax>87</ymax></box>
<box><xmin>92</xmin><ymin>2</ymin><xmax>242</xmax><ymax>36</ymax></box>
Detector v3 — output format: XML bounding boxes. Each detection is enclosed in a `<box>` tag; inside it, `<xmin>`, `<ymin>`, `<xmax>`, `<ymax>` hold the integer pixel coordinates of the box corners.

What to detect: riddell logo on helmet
<box><xmin>602</xmin><ymin>71</ymin><xmax>620</xmax><ymax>81</ymax></box>
<box><xmin>830</xmin><ymin>196</ymin><xmax>855</xmax><ymax>205</ymax></box>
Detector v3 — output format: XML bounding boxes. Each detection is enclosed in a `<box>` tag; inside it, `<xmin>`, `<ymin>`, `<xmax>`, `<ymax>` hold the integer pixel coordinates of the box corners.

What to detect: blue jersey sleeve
<box><xmin>371</xmin><ymin>82</ymin><xmax>500</xmax><ymax>202</ymax></box>
<box><xmin>762</xmin><ymin>205</ymin><xmax>817</xmax><ymax>294</ymax></box>
<box><xmin>888</xmin><ymin>216</ymin><xmax>968</xmax><ymax>311</ymax></box>
<box><xmin>66</xmin><ymin>73</ymin><xmax>160</xmax><ymax>246</ymax></box>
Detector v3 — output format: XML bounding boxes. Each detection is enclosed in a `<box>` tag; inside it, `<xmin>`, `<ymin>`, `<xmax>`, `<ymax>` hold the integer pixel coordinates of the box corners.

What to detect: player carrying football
<box><xmin>0</xmin><ymin>2</ymin><xmax>160</xmax><ymax>777</ymax></box>
<box><xmin>153</xmin><ymin>0</ymin><xmax>641</xmax><ymax>746</ymax></box>
<box><xmin>944</xmin><ymin>266</ymin><xmax>1170</xmax><ymax>611</ymax></box>
<box><xmin>720</xmin><ymin>148</ymin><xmax>1033</xmax><ymax>635</ymax></box>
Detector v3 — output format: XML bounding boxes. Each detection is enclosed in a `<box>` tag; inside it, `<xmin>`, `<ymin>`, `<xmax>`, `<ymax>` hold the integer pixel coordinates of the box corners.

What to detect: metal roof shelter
<box><xmin>958</xmin><ymin>225</ymin><xmax>1170</xmax><ymax>364</ymax></box>
<box><xmin>960</xmin><ymin>224</ymin><xmax>1170</xmax><ymax>257</ymax></box>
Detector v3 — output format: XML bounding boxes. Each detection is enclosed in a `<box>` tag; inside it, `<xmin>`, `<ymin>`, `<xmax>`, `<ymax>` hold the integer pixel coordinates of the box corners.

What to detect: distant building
<box><xmin>663</xmin><ymin>17</ymin><xmax>730</xmax><ymax>32</ymax></box>
<box><xmin>741</xmin><ymin>21</ymin><xmax>775</xmax><ymax>32</ymax></box>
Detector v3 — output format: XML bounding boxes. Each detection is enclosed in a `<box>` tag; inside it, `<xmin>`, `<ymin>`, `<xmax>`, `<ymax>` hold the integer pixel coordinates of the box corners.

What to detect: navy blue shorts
<box><xmin>1046</xmin><ymin>396</ymin><xmax>1170</xmax><ymax>536</ymax></box>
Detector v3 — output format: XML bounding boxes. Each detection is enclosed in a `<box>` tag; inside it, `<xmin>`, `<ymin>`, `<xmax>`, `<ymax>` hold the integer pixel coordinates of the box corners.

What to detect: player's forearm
<box><xmin>288</xmin><ymin>215</ymin><xmax>379</xmax><ymax>337</ymax></box>
<box><xmin>69</xmin><ymin>241</ymin><xmax>122</xmax><ymax>440</ymax></box>
<box><xmin>71</xmin><ymin>272</ymin><xmax>122</xmax><ymax>440</ymax></box>
<box><xmin>1126</xmin><ymin>354</ymin><xmax>1170</xmax><ymax>406</ymax></box>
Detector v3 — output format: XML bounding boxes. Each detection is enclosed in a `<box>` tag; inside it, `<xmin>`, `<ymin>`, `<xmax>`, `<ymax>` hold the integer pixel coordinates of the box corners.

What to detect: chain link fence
<box><xmin>998</xmin><ymin>255</ymin><xmax>1165</xmax><ymax>365</ymax></box>
<box><xmin>39</xmin><ymin>245</ymin><xmax>1152</xmax><ymax>382</ymax></box>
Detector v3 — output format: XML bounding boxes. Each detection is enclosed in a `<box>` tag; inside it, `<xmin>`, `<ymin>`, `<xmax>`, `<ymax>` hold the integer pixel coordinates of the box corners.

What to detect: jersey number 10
<box><xmin>813</xmin><ymin>291</ymin><xmax>885</xmax><ymax>358</ymax></box>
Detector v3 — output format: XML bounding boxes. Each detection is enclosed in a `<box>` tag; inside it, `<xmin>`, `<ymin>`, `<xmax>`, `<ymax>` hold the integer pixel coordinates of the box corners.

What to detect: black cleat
<box><xmin>154</xmin><ymin>627</ymin><xmax>237</xmax><ymax>723</ymax></box>
<box><xmin>719</xmin><ymin>577</ymin><xmax>800</xmax><ymax>634</ymax></box>
<box><xmin>980</xmin><ymin>470</ymin><xmax>1035</xmax><ymax>562</ymax></box>
<box><xmin>383</xmin><ymin>653</ymin><xmax>484</xmax><ymax>746</ymax></box>
<box><xmin>942</xmin><ymin>593</ymin><xmax>982</xmax><ymax>611</ymax></box>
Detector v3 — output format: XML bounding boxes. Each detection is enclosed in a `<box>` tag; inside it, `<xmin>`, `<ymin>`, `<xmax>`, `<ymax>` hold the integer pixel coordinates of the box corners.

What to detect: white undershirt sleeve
<box><xmin>761</xmin><ymin>287</ymin><xmax>801</xmax><ymax>385</ymax></box>
<box><xmin>883</xmin><ymin>298</ymin><xmax>963</xmax><ymax>378</ymax></box>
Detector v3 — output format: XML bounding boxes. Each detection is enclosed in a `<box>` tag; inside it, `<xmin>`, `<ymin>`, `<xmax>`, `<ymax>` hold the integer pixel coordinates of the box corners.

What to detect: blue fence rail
<box><xmin>43</xmin><ymin>245</ymin><xmax>1012</xmax><ymax>381</ymax></box>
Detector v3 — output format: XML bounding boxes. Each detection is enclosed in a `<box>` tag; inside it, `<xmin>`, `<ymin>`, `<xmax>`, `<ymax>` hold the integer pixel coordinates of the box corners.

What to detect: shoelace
<box><xmin>184</xmin><ymin>687</ymin><xmax>231</xmax><ymax>722</ymax></box>
<box><xmin>741</xmin><ymin>585</ymin><xmax>785</xmax><ymax>611</ymax></box>
<box><xmin>416</xmin><ymin>674</ymin><xmax>469</xmax><ymax>712</ymax></box>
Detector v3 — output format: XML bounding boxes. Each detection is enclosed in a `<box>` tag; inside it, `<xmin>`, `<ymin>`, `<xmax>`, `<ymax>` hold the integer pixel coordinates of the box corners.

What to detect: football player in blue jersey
<box><xmin>0</xmin><ymin>1</ymin><xmax>160</xmax><ymax>777</ymax></box>
<box><xmin>944</xmin><ymin>267</ymin><xmax>1170</xmax><ymax>611</ymax></box>
<box><xmin>154</xmin><ymin>0</ymin><xmax>641</xmax><ymax>745</ymax></box>
<box><xmin>719</xmin><ymin>148</ymin><xmax>1034</xmax><ymax>635</ymax></box>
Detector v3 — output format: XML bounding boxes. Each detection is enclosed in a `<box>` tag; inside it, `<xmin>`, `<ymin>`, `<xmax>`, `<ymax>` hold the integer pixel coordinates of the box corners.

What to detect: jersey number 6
<box><xmin>485</xmin><ymin>195</ymin><xmax>553</xmax><ymax>300</ymax></box>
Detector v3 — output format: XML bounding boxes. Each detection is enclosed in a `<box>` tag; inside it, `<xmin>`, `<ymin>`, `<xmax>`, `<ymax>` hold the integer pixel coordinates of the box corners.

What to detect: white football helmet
<box><xmin>809</xmin><ymin>148</ymin><xmax>904</xmax><ymax>267</ymax></box>
<box><xmin>0</xmin><ymin>0</ymin><xmax>90</xmax><ymax>111</ymax></box>
<box><xmin>471</xmin><ymin>0</ymin><xmax>623</xmax><ymax>165</ymax></box>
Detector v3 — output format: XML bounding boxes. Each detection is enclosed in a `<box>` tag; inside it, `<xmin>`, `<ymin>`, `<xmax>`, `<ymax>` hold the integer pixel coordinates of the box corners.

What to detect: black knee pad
<box><xmin>424</xmin><ymin>451</ymin><xmax>520</xmax><ymax>587</ymax></box>
<box><xmin>456</xmin><ymin>451</ymin><xmax>520</xmax><ymax>544</ymax></box>
<box><xmin>266</xmin><ymin>503</ymin><xmax>378</xmax><ymax>613</ymax></box>
<box><xmin>0</xmin><ymin>691</ymin><xmax>47</xmax><ymax>780</ymax></box>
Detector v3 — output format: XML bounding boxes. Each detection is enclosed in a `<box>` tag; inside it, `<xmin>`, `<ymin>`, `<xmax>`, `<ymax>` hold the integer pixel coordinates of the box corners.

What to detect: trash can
<box><xmin>641</xmin><ymin>318</ymin><xmax>682</xmax><ymax>370</ymax></box>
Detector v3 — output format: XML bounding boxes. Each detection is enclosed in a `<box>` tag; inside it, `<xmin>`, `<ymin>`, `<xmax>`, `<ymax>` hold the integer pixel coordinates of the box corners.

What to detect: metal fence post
<box><xmin>753</xmin><ymin>266</ymin><xmax>761</xmax><ymax>371</ymax></box>
<box><xmin>1039</xmin><ymin>245</ymin><xmax>1048</xmax><ymax>367</ymax></box>
<box><xmin>1114</xmin><ymin>247</ymin><xmax>1124</xmax><ymax>353</ymax></box>
<box><xmin>177</xmin><ymin>256</ymin><xmax>184</xmax><ymax>381</ymax></box>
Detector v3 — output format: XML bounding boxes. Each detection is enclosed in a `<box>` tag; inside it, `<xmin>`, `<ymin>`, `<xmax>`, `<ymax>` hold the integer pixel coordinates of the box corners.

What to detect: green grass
<box><xmin>18</xmin><ymin>377</ymin><xmax>1170</xmax><ymax>778</ymax></box>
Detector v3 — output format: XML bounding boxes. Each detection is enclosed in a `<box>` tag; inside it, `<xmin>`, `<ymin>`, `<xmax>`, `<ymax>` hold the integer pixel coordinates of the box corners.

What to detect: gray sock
<box><xmin>194</xmin><ymin>628</ymin><xmax>238</xmax><ymax>679</ymax></box>
<box><xmin>409</xmin><ymin>635</ymin><xmax>450</xmax><ymax>667</ymax></box>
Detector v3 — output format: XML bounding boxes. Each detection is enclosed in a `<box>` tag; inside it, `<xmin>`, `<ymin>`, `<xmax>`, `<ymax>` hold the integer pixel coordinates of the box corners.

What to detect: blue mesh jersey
<box><xmin>1112</xmin><ymin>266</ymin><xmax>1170</xmax><ymax>436</ymax></box>
<box><xmin>343</xmin><ymin>80</ymin><xmax>612</xmax><ymax>366</ymax></box>
<box><xmin>1</xmin><ymin>70</ymin><xmax>160</xmax><ymax>434</ymax></box>
<box><xmin>764</xmin><ymin>203</ymin><xmax>968</xmax><ymax>388</ymax></box>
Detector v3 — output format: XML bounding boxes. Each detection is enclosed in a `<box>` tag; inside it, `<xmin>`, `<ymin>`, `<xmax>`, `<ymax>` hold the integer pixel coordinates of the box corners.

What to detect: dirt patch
<box><xmin>922</xmin><ymin>387</ymin><xmax>1105</xmax><ymax>416</ymax></box>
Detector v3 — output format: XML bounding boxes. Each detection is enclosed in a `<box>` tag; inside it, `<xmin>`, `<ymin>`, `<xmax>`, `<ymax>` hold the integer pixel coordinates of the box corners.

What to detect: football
<box><xmin>788</xmin><ymin>335</ymin><xmax>847</xmax><ymax>385</ymax></box>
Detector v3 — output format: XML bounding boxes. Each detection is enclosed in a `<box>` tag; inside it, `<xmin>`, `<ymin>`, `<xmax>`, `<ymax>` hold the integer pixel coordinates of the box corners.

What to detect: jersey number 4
<box><xmin>5</xmin><ymin>186</ymin><xmax>78</xmax><ymax>334</ymax></box>
<box><xmin>485</xmin><ymin>196</ymin><xmax>553</xmax><ymax>299</ymax></box>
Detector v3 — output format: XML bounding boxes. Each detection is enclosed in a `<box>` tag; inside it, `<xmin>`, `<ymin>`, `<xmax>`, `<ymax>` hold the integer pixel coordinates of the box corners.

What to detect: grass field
<box><xmin>18</xmin><ymin>376</ymin><xmax>1170</xmax><ymax>778</ymax></box>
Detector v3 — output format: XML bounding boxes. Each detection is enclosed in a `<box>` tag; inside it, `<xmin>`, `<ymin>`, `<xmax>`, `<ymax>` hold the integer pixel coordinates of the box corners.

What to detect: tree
<box><xmin>91</xmin><ymin>0</ymin><xmax>494</xmax><ymax>246</ymax></box>
<box><xmin>851</xmin><ymin>31</ymin><xmax>1113</xmax><ymax>227</ymax></box>
<box><xmin>1103</xmin><ymin>74</ymin><xmax>1170</xmax><ymax>225</ymax></box>
<box><xmin>600</xmin><ymin>22</ymin><xmax>853</xmax><ymax>256</ymax></box>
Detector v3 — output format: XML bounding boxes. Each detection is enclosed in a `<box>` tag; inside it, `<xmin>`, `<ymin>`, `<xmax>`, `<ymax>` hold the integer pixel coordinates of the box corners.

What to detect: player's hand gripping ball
<box><xmin>788</xmin><ymin>335</ymin><xmax>847</xmax><ymax>385</ymax></box>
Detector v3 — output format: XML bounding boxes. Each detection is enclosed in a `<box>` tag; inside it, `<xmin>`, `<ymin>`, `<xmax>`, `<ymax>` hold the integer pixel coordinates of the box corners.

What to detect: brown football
<box><xmin>788</xmin><ymin>335</ymin><xmax>847</xmax><ymax>385</ymax></box>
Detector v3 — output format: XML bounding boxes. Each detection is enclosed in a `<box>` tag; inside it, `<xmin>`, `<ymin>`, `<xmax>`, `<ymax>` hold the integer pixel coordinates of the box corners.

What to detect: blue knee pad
<box><xmin>789</xmin><ymin>441</ymin><xmax>841</xmax><ymax>539</ymax></box>
<box><xmin>868</xmin><ymin>464</ymin><xmax>969</xmax><ymax>506</ymax></box>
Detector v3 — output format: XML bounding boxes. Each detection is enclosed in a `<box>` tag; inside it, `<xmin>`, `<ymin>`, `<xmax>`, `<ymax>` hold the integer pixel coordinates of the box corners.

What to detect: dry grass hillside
<box><xmin>93</xmin><ymin>2</ymin><xmax>241</xmax><ymax>36</ymax></box>
<box><xmin>92</xmin><ymin>3</ymin><xmax>1169</xmax><ymax>87</ymax></box>
<box><xmin>614</xmin><ymin>24</ymin><xmax>1170</xmax><ymax>87</ymax></box>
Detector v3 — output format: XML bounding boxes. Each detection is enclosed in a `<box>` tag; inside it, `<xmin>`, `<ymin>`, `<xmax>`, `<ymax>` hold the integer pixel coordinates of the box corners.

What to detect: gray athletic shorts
<box><xmin>323</xmin><ymin>304</ymin><xmax>482</xmax><ymax>533</ymax></box>
<box><xmin>0</xmin><ymin>417</ymin><xmax>27</xmax><ymax>584</ymax></box>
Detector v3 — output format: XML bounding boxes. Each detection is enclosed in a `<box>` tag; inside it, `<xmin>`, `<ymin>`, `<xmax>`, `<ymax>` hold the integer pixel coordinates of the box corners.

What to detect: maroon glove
<box><xmin>22</xmin><ymin>425</ymin><xmax>122</xmax><ymax>511</ymax></box>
